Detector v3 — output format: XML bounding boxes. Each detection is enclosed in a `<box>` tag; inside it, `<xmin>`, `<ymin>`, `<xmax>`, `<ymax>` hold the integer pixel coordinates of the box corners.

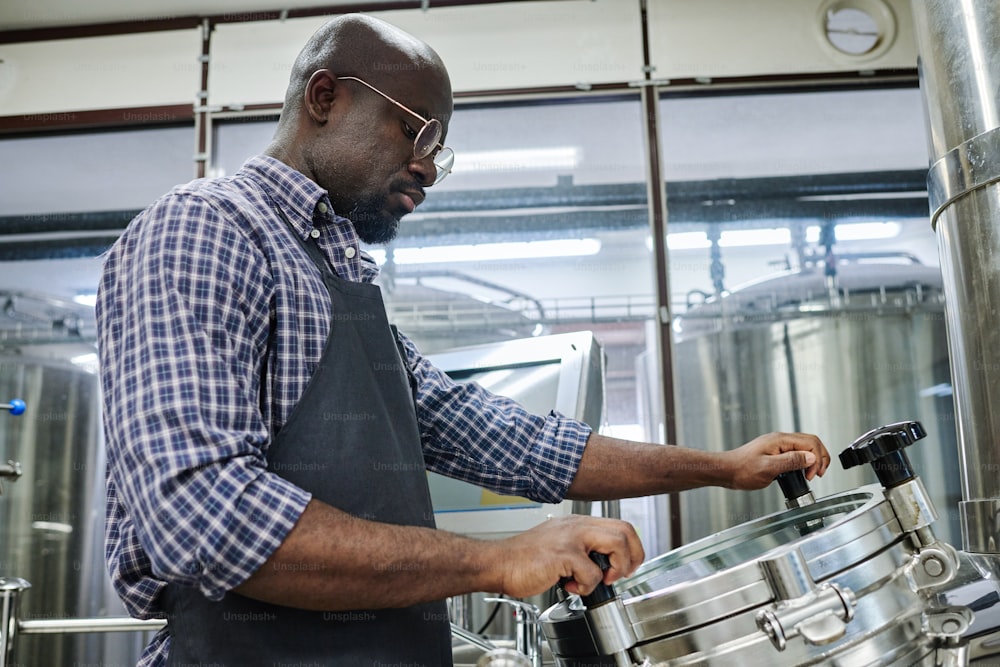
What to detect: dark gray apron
<box><xmin>163</xmin><ymin>202</ymin><xmax>453</xmax><ymax>666</ymax></box>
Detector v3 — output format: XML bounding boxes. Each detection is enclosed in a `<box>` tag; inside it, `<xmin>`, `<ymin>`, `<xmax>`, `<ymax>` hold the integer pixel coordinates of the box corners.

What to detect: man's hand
<box><xmin>723</xmin><ymin>432</ymin><xmax>831</xmax><ymax>490</ymax></box>
<box><xmin>489</xmin><ymin>515</ymin><xmax>644</xmax><ymax>599</ymax></box>
<box><xmin>568</xmin><ymin>431</ymin><xmax>830</xmax><ymax>500</ymax></box>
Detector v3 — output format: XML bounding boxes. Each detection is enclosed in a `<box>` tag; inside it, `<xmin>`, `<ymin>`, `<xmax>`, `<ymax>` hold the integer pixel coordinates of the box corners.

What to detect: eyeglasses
<box><xmin>338</xmin><ymin>75</ymin><xmax>455</xmax><ymax>185</ymax></box>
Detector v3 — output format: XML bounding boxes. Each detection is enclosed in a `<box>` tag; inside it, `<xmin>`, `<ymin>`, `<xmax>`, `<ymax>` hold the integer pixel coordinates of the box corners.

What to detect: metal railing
<box><xmin>0</xmin><ymin>576</ymin><xmax>510</xmax><ymax>666</ymax></box>
<box><xmin>0</xmin><ymin>577</ymin><xmax>165</xmax><ymax>666</ymax></box>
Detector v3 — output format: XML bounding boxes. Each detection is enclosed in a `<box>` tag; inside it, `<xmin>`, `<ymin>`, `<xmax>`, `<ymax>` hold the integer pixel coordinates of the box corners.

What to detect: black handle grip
<box><xmin>580</xmin><ymin>552</ymin><xmax>616</xmax><ymax>607</ymax></box>
<box><xmin>839</xmin><ymin>421</ymin><xmax>926</xmax><ymax>488</ymax></box>
<box><xmin>558</xmin><ymin>552</ymin><xmax>617</xmax><ymax>608</ymax></box>
<box><xmin>776</xmin><ymin>469</ymin><xmax>811</xmax><ymax>501</ymax></box>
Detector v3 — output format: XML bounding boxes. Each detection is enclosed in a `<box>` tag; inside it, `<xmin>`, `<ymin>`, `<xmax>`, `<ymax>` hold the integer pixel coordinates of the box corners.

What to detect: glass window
<box><xmin>213</xmin><ymin>100</ymin><xmax>657</xmax><ymax>447</ymax></box>
<box><xmin>0</xmin><ymin>125</ymin><xmax>196</xmax><ymax>216</ymax></box>
<box><xmin>0</xmin><ymin>125</ymin><xmax>196</xmax><ymax>307</ymax></box>
<box><xmin>659</xmin><ymin>87</ymin><xmax>961</xmax><ymax>547</ymax></box>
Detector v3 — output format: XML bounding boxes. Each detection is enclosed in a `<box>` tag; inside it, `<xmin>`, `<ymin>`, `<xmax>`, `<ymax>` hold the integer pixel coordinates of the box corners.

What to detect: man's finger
<box><xmin>779</xmin><ymin>450</ymin><xmax>815</xmax><ymax>474</ymax></box>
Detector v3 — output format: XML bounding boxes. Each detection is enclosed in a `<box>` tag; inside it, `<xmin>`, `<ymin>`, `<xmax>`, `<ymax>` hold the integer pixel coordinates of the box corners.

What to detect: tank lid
<box><xmin>614</xmin><ymin>487</ymin><xmax>894</xmax><ymax>642</ymax></box>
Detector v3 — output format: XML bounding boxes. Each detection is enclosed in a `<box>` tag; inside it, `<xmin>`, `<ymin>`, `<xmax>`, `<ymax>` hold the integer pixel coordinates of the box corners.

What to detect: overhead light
<box><xmin>369</xmin><ymin>238</ymin><xmax>601</xmax><ymax>266</ymax></box>
<box><xmin>71</xmin><ymin>352</ymin><xmax>100</xmax><ymax>373</ymax></box>
<box><xmin>650</xmin><ymin>221</ymin><xmax>903</xmax><ymax>252</ymax></box>
<box><xmin>806</xmin><ymin>222</ymin><xmax>901</xmax><ymax>242</ymax></box>
<box><xmin>665</xmin><ymin>232</ymin><xmax>711</xmax><ymax>250</ymax></box>
<box><xmin>719</xmin><ymin>228</ymin><xmax>791</xmax><ymax>247</ymax></box>
<box><xmin>455</xmin><ymin>147</ymin><xmax>581</xmax><ymax>174</ymax></box>
<box><xmin>653</xmin><ymin>229</ymin><xmax>791</xmax><ymax>250</ymax></box>
<box><xmin>73</xmin><ymin>293</ymin><xmax>98</xmax><ymax>307</ymax></box>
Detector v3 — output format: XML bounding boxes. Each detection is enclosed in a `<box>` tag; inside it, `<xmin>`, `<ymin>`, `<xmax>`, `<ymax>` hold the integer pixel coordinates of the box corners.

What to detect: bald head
<box><xmin>281</xmin><ymin>14</ymin><xmax>451</xmax><ymax>119</ymax></box>
<box><xmin>264</xmin><ymin>14</ymin><xmax>453</xmax><ymax>244</ymax></box>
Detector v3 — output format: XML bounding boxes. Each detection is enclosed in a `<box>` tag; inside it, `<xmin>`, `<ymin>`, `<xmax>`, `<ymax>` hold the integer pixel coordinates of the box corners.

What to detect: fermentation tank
<box><xmin>673</xmin><ymin>263</ymin><xmax>962</xmax><ymax>546</ymax></box>
<box><xmin>0</xmin><ymin>294</ymin><xmax>147</xmax><ymax>666</ymax></box>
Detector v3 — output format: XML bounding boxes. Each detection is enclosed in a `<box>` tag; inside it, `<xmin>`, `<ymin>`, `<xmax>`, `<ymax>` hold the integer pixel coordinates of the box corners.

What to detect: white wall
<box><xmin>648</xmin><ymin>0</ymin><xmax>916</xmax><ymax>78</ymax></box>
<box><xmin>0</xmin><ymin>29</ymin><xmax>203</xmax><ymax>116</ymax></box>
<box><xmin>0</xmin><ymin>0</ymin><xmax>919</xmax><ymax>116</ymax></box>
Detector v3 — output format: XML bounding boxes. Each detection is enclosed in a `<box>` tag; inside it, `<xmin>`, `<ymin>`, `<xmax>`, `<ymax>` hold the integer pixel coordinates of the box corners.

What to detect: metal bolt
<box><xmin>923</xmin><ymin>556</ymin><xmax>945</xmax><ymax>578</ymax></box>
<box><xmin>941</xmin><ymin>618</ymin><xmax>961</xmax><ymax>634</ymax></box>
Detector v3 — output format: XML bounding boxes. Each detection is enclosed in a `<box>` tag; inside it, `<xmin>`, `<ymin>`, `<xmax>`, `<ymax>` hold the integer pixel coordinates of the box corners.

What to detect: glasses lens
<box><xmin>432</xmin><ymin>147</ymin><xmax>455</xmax><ymax>185</ymax></box>
<box><xmin>414</xmin><ymin>119</ymin><xmax>443</xmax><ymax>159</ymax></box>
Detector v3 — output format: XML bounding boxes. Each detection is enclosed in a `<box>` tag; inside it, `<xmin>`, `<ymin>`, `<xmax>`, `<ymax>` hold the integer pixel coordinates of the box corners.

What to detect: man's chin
<box><xmin>353</xmin><ymin>213</ymin><xmax>400</xmax><ymax>246</ymax></box>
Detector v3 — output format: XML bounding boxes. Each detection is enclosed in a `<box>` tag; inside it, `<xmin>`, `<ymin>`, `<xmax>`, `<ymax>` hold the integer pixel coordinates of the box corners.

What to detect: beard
<box><xmin>348</xmin><ymin>196</ymin><xmax>401</xmax><ymax>245</ymax></box>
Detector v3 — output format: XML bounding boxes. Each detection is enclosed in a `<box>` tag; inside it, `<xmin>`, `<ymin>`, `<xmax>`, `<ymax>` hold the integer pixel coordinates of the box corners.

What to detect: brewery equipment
<box><xmin>539</xmin><ymin>421</ymin><xmax>1000</xmax><ymax>666</ymax></box>
<box><xmin>0</xmin><ymin>290</ymin><xmax>148</xmax><ymax>665</ymax></box>
<box><xmin>672</xmin><ymin>262</ymin><xmax>962</xmax><ymax>548</ymax></box>
<box><xmin>911</xmin><ymin>0</ymin><xmax>1000</xmax><ymax>558</ymax></box>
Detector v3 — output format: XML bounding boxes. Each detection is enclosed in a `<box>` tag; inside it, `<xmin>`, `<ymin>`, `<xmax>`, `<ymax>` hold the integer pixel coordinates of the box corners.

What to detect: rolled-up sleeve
<box><xmin>396</xmin><ymin>334</ymin><xmax>591</xmax><ymax>504</ymax></box>
<box><xmin>97</xmin><ymin>192</ymin><xmax>311</xmax><ymax>601</ymax></box>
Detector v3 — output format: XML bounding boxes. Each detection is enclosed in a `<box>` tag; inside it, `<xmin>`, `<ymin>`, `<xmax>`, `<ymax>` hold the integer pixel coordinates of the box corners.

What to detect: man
<box><xmin>96</xmin><ymin>13</ymin><xmax>830</xmax><ymax>666</ymax></box>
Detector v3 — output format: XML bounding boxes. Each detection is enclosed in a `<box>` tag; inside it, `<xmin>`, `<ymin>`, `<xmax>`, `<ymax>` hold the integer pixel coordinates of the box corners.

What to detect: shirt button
<box><xmin>345</xmin><ymin>247</ymin><xmax>357</xmax><ymax>259</ymax></box>
<box><xmin>317</xmin><ymin>202</ymin><xmax>329</xmax><ymax>214</ymax></box>
<box><xmin>309</xmin><ymin>229</ymin><xmax>321</xmax><ymax>239</ymax></box>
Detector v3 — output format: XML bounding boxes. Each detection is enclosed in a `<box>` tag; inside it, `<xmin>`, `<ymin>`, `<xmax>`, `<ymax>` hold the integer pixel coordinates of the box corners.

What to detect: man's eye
<box><xmin>402</xmin><ymin>122</ymin><xmax>418</xmax><ymax>139</ymax></box>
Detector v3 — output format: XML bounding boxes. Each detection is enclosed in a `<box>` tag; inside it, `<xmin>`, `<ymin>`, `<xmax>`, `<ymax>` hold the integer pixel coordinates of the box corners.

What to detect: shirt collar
<box><xmin>239</xmin><ymin>155</ymin><xmax>381</xmax><ymax>283</ymax></box>
<box><xmin>239</xmin><ymin>155</ymin><xmax>332</xmax><ymax>232</ymax></box>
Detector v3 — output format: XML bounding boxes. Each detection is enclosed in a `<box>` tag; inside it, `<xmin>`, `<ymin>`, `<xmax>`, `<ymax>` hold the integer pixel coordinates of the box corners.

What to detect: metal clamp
<box><xmin>0</xmin><ymin>461</ymin><xmax>21</xmax><ymax>496</ymax></box>
<box><xmin>926</xmin><ymin>605</ymin><xmax>974</xmax><ymax>667</ymax></box>
<box><xmin>884</xmin><ymin>477</ymin><xmax>938</xmax><ymax>537</ymax></box>
<box><xmin>908</xmin><ymin>541</ymin><xmax>960</xmax><ymax>591</ymax></box>
<box><xmin>925</xmin><ymin>605</ymin><xmax>973</xmax><ymax>640</ymax></box>
<box><xmin>756</xmin><ymin>548</ymin><xmax>856</xmax><ymax>651</ymax></box>
<box><xmin>928</xmin><ymin>125</ymin><xmax>1000</xmax><ymax>230</ymax></box>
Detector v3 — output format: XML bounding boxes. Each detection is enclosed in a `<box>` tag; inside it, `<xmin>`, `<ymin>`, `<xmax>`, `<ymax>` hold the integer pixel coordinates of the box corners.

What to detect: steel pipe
<box><xmin>912</xmin><ymin>0</ymin><xmax>1000</xmax><ymax>554</ymax></box>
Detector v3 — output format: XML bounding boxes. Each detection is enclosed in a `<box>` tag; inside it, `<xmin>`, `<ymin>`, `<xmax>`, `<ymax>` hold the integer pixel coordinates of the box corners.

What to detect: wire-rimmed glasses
<box><xmin>338</xmin><ymin>75</ymin><xmax>454</xmax><ymax>185</ymax></box>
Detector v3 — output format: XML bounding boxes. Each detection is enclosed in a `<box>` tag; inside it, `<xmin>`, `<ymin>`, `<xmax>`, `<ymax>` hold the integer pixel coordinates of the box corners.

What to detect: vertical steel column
<box><xmin>911</xmin><ymin>0</ymin><xmax>1000</xmax><ymax>553</ymax></box>
<box><xmin>638</xmin><ymin>0</ymin><xmax>681</xmax><ymax>549</ymax></box>
<box><xmin>194</xmin><ymin>18</ymin><xmax>213</xmax><ymax>179</ymax></box>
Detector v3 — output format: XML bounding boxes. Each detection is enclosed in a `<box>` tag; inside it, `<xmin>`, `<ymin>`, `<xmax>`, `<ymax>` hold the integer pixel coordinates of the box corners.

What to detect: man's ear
<box><xmin>303</xmin><ymin>69</ymin><xmax>338</xmax><ymax>124</ymax></box>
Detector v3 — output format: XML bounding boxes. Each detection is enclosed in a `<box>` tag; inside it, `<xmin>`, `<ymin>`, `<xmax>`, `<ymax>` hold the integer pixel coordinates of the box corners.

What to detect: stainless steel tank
<box><xmin>540</xmin><ymin>422</ymin><xmax>1000</xmax><ymax>666</ymax></box>
<box><xmin>0</xmin><ymin>348</ymin><xmax>144</xmax><ymax>665</ymax></box>
<box><xmin>672</xmin><ymin>263</ymin><xmax>962</xmax><ymax>547</ymax></box>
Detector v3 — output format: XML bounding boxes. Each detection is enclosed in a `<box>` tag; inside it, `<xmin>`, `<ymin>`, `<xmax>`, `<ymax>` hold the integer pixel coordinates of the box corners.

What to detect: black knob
<box><xmin>839</xmin><ymin>421</ymin><xmax>926</xmax><ymax>488</ymax></box>
<box><xmin>776</xmin><ymin>469</ymin><xmax>811</xmax><ymax>502</ymax></box>
<box><xmin>579</xmin><ymin>552</ymin><xmax>616</xmax><ymax>608</ymax></box>
<box><xmin>559</xmin><ymin>552</ymin><xmax>617</xmax><ymax>607</ymax></box>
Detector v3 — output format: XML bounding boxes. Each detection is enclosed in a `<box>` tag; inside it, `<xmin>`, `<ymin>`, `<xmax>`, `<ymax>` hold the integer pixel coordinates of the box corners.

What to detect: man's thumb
<box><xmin>780</xmin><ymin>450</ymin><xmax>815</xmax><ymax>472</ymax></box>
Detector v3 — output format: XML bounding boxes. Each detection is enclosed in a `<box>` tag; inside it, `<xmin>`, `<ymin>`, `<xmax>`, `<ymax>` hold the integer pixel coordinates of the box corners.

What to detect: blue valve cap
<box><xmin>6</xmin><ymin>399</ymin><xmax>25</xmax><ymax>416</ymax></box>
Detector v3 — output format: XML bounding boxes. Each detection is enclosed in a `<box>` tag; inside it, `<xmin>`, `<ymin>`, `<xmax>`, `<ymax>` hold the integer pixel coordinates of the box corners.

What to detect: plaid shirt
<box><xmin>96</xmin><ymin>156</ymin><xmax>590</xmax><ymax>666</ymax></box>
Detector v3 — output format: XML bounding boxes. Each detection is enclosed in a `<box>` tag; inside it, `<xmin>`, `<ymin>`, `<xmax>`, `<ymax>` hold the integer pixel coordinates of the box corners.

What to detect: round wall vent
<box><xmin>818</xmin><ymin>0</ymin><xmax>897</xmax><ymax>61</ymax></box>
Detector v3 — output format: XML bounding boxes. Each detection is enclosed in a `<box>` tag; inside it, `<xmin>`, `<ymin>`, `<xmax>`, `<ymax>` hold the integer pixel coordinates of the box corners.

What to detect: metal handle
<box><xmin>0</xmin><ymin>461</ymin><xmax>21</xmax><ymax>496</ymax></box>
<box><xmin>0</xmin><ymin>400</ymin><xmax>25</xmax><ymax>416</ymax></box>
<box><xmin>580</xmin><ymin>552</ymin><xmax>616</xmax><ymax>608</ymax></box>
<box><xmin>839</xmin><ymin>420</ymin><xmax>926</xmax><ymax>488</ymax></box>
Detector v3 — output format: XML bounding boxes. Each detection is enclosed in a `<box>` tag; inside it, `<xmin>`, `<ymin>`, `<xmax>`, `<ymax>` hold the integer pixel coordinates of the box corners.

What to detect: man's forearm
<box><xmin>234</xmin><ymin>499</ymin><xmax>501</xmax><ymax>610</ymax></box>
<box><xmin>565</xmin><ymin>434</ymin><xmax>728</xmax><ymax>501</ymax></box>
<box><xmin>566</xmin><ymin>431</ymin><xmax>827</xmax><ymax>500</ymax></box>
<box><xmin>234</xmin><ymin>497</ymin><xmax>645</xmax><ymax>611</ymax></box>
